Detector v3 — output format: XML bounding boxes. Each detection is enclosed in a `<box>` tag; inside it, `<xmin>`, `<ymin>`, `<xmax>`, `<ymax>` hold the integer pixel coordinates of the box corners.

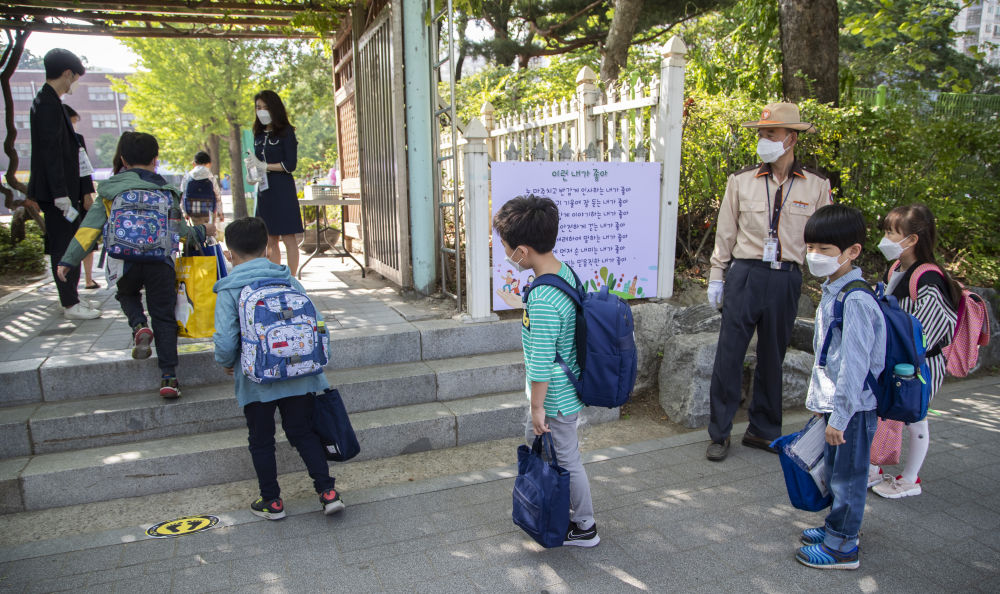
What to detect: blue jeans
<box><xmin>823</xmin><ymin>409</ymin><xmax>876</xmax><ymax>553</ymax></box>
<box><xmin>244</xmin><ymin>394</ymin><xmax>335</xmax><ymax>500</ymax></box>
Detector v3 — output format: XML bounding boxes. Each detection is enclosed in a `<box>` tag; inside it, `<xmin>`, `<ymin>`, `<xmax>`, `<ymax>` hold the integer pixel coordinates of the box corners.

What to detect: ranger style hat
<box><xmin>742</xmin><ymin>102</ymin><xmax>816</xmax><ymax>133</ymax></box>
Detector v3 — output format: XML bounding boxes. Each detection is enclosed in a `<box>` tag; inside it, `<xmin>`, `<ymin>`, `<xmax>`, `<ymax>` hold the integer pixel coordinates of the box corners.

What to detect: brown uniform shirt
<box><xmin>709</xmin><ymin>160</ymin><xmax>832</xmax><ymax>282</ymax></box>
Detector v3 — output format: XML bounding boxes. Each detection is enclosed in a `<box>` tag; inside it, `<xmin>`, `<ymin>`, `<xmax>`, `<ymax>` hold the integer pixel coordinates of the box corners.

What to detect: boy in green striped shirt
<box><xmin>493</xmin><ymin>195</ymin><xmax>599</xmax><ymax>548</ymax></box>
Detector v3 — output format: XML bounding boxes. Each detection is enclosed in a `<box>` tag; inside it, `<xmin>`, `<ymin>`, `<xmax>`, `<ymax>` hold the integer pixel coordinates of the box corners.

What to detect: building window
<box><xmin>118</xmin><ymin>92</ymin><xmax>128</xmax><ymax>102</ymax></box>
<box><xmin>88</xmin><ymin>86</ymin><xmax>115</xmax><ymax>101</ymax></box>
<box><xmin>12</xmin><ymin>85</ymin><xmax>34</xmax><ymax>101</ymax></box>
<box><xmin>14</xmin><ymin>114</ymin><xmax>30</xmax><ymax>130</ymax></box>
<box><xmin>121</xmin><ymin>114</ymin><xmax>135</xmax><ymax>129</ymax></box>
<box><xmin>15</xmin><ymin>143</ymin><xmax>31</xmax><ymax>158</ymax></box>
<box><xmin>91</xmin><ymin>113</ymin><xmax>119</xmax><ymax>128</ymax></box>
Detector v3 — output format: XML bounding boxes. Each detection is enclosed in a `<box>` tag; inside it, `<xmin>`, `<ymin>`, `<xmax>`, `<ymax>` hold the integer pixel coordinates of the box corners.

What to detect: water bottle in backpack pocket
<box><xmin>238</xmin><ymin>279</ymin><xmax>329</xmax><ymax>383</ymax></box>
<box><xmin>104</xmin><ymin>188</ymin><xmax>181</xmax><ymax>262</ymax></box>
<box><xmin>819</xmin><ymin>280</ymin><xmax>930</xmax><ymax>424</ymax></box>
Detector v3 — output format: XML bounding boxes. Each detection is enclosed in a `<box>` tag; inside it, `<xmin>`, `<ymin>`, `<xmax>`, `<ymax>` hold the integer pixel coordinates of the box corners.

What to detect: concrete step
<box><xmin>0</xmin><ymin>319</ymin><xmax>521</xmax><ymax>406</ymax></box>
<box><xmin>1</xmin><ymin>392</ymin><xmax>618</xmax><ymax>511</ymax></box>
<box><xmin>1</xmin><ymin>351</ymin><xmax>526</xmax><ymax>457</ymax></box>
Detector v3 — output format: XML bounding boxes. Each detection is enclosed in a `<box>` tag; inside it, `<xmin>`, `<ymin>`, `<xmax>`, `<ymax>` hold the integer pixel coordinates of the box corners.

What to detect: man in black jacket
<box><xmin>27</xmin><ymin>48</ymin><xmax>100</xmax><ymax>320</ymax></box>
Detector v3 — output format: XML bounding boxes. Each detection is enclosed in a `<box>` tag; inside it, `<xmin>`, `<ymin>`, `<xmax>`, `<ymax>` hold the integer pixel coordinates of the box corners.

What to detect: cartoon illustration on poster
<box><xmin>491</xmin><ymin>161</ymin><xmax>661</xmax><ymax>311</ymax></box>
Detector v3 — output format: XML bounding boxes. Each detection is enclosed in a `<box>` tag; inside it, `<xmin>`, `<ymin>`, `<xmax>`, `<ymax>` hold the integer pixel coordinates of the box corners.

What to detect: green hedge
<box><xmin>679</xmin><ymin>91</ymin><xmax>1000</xmax><ymax>289</ymax></box>
<box><xmin>0</xmin><ymin>221</ymin><xmax>46</xmax><ymax>276</ymax></box>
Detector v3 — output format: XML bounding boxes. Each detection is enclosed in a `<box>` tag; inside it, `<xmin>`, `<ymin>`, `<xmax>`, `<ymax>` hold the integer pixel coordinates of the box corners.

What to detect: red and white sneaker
<box><xmin>873</xmin><ymin>475</ymin><xmax>921</xmax><ymax>499</ymax></box>
<box><xmin>319</xmin><ymin>488</ymin><xmax>345</xmax><ymax>515</ymax></box>
<box><xmin>867</xmin><ymin>465</ymin><xmax>885</xmax><ymax>488</ymax></box>
<box><xmin>132</xmin><ymin>325</ymin><xmax>154</xmax><ymax>359</ymax></box>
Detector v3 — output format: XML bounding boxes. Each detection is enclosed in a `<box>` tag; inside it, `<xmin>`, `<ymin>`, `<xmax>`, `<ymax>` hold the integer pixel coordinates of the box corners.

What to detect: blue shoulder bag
<box><xmin>512</xmin><ymin>433</ymin><xmax>571</xmax><ymax>548</ymax></box>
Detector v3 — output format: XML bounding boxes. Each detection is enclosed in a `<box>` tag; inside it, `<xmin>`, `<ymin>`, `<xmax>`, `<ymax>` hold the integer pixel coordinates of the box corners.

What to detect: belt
<box><xmin>734</xmin><ymin>259</ymin><xmax>799</xmax><ymax>271</ymax></box>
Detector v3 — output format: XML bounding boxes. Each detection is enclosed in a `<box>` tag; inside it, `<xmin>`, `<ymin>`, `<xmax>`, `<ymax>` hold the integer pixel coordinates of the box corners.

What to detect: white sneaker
<box><xmin>64</xmin><ymin>302</ymin><xmax>101</xmax><ymax>320</ymax></box>
<box><xmin>873</xmin><ymin>475</ymin><xmax>922</xmax><ymax>499</ymax></box>
<box><xmin>84</xmin><ymin>299</ymin><xmax>101</xmax><ymax>309</ymax></box>
<box><xmin>867</xmin><ymin>465</ymin><xmax>885</xmax><ymax>488</ymax></box>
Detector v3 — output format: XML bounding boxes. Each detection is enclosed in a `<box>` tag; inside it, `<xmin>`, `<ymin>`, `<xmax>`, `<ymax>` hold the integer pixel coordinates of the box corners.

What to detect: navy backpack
<box><xmin>183</xmin><ymin>177</ymin><xmax>216</xmax><ymax>212</ymax></box>
<box><xmin>818</xmin><ymin>280</ymin><xmax>931</xmax><ymax>424</ymax></box>
<box><xmin>523</xmin><ymin>265</ymin><xmax>637</xmax><ymax>409</ymax></box>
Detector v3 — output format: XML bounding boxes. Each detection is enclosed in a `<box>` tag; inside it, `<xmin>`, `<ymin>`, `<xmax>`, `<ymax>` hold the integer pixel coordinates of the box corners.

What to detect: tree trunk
<box><xmin>778</xmin><ymin>0</ymin><xmax>839</xmax><ymax>105</ymax></box>
<box><xmin>1</xmin><ymin>30</ymin><xmax>43</xmax><ymax>239</ymax></box>
<box><xmin>600</xmin><ymin>0</ymin><xmax>645</xmax><ymax>87</ymax></box>
<box><xmin>206</xmin><ymin>133</ymin><xmax>222</xmax><ymax>177</ymax></box>
<box><xmin>228</xmin><ymin>120</ymin><xmax>248</xmax><ymax>220</ymax></box>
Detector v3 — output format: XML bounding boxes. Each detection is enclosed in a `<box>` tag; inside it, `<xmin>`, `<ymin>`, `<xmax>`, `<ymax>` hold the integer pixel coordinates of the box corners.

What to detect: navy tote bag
<box><xmin>512</xmin><ymin>433</ymin><xmax>571</xmax><ymax>548</ymax></box>
<box><xmin>313</xmin><ymin>388</ymin><xmax>361</xmax><ymax>462</ymax></box>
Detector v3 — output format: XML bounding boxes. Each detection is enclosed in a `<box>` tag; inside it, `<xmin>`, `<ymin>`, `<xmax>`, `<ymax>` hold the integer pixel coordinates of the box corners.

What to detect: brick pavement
<box><xmin>1</xmin><ymin>375</ymin><xmax>998</xmax><ymax>593</ymax></box>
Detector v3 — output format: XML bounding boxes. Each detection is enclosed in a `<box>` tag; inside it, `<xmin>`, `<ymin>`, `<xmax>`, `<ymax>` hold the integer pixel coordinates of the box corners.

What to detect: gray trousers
<box><xmin>524</xmin><ymin>411</ymin><xmax>595</xmax><ymax>529</ymax></box>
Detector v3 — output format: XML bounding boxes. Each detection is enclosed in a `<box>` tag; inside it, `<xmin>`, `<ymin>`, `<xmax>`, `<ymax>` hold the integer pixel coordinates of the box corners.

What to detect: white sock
<box><xmin>901</xmin><ymin>420</ymin><xmax>929</xmax><ymax>484</ymax></box>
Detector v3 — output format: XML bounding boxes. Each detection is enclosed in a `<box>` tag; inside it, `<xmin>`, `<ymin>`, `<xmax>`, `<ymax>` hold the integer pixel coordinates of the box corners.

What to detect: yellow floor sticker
<box><xmin>146</xmin><ymin>515</ymin><xmax>220</xmax><ymax>538</ymax></box>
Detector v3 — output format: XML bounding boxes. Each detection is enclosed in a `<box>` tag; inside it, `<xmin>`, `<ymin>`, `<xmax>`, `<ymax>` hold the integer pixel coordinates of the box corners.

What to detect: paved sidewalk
<box><xmin>2</xmin><ymin>375</ymin><xmax>998</xmax><ymax>593</ymax></box>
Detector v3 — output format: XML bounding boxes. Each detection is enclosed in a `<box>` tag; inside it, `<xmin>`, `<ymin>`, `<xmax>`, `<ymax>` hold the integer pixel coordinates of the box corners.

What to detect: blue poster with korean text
<box><xmin>491</xmin><ymin>161</ymin><xmax>661</xmax><ymax>311</ymax></box>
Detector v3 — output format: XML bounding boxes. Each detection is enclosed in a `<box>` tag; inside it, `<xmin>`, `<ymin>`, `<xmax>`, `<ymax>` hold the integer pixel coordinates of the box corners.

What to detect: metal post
<box><xmin>403</xmin><ymin>0</ymin><xmax>437</xmax><ymax>293</ymax></box>
<box><xmin>653</xmin><ymin>35</ymin><xmax>687</xmax><ymax>299</ymax></box>
<box><xmin>876</xmin><ymin>83</ymin><xmax>888</xmax><ymax>108</ymax></box>
<box><xmin>457</xmin><ymin>118</ymin><xmax>499</xmax><ymax>323</ymax></box>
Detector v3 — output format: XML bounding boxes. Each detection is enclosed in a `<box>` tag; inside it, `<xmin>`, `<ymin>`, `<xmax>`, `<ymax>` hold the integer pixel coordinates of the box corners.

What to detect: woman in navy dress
<box><xmin>253</xmin><ymin>90</ymin><xmax>303</xmax><ymax>275</ymax></box>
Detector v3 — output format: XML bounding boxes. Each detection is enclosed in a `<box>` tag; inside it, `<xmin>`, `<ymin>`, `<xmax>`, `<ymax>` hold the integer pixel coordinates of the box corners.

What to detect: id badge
<box><xmin>762</xmin><ymin>237</ymin><xmax>778</xmax><ymax>263</ymax></box>
<box><xmin>78</xmin><ymin>147</ymin><xmax>94</xmax><ymax>177</ymax></box>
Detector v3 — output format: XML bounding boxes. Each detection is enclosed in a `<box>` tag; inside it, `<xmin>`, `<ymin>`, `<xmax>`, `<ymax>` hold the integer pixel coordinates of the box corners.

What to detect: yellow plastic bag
<box><xmin>175</xmin><ymin>254</ymin><xmax>219</xmax><ymax>338</ymax></box>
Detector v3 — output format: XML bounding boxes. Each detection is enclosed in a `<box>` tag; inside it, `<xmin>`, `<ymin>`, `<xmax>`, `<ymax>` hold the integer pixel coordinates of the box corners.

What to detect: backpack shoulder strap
<box><xmin>522</xmin><ymin>273</ymin><xmax>583</xmax><ymax>307</ymax></box>
<box><xmin>818</xmin><ymin>280</ymin><xmax>875</xmax><ymax>367</ymax></box>
<box><xmin>908</xmin><ymin>263</ymin><xmax>944</xmax><ymax>303</ymax></box>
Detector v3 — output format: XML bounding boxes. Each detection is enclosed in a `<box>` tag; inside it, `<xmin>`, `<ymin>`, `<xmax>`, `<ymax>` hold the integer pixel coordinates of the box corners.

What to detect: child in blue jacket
<box><xmin>213</xmin><ymin>216</ymin><xmax>343</xmax><ymax>520</ymax></box>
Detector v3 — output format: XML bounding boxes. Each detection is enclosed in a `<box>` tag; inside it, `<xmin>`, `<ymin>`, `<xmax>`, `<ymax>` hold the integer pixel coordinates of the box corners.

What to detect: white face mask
<box><xmin>806</xmin><ymin>252</ymin><xmax>846</xmax><ymax>278</ymax></box>
<box><xmin>505</xmin><ymin>249</ymin><xmax>527</xmax><ymax>273</ymax></box>
<box><xmin>256</xmin><ymin>109</ymin><xmax>272</xmax><ymax>126</ymax></box>
<box><xmin>756</xmin><ymin>136</ymin><xmax>788</xmax><ymax>164</ymax></box>
<box><xmin>877</xmin><ymin>235</ymin><xmax>910</xmax><ymax>261</ymax></box>
<box><xmin>67</xmin><ymin>78</ymin><xmax>79</xmax><ymax>95</ymax></box>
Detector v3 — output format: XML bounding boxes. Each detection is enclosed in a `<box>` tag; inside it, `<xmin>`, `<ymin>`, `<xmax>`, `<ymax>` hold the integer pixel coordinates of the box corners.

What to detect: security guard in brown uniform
<box><xmin>705</xmin><ymin>103</ymin><xmax>832</xmax><ymax>461</ymax></box>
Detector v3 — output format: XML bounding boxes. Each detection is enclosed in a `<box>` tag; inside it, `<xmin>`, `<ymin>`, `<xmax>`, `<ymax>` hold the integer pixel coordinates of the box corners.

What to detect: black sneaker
<box><xmin>319</xmin><ymin>488</ymin><xmax>345</xmax><ymax>515</ymax></box>
<box><xmin>563</xmin><ymin>522</ymin><xmax>600</xmax><ymax>547</ymax></box>
<box><xmin>250</xmin><ymin>496</ymin><xmax>286</xmax><ymax>520</ymax></box>
<box><xmin>159</xmin><ymin>376</ymin><xmax>181</xmax><ymax>399</ymax></box>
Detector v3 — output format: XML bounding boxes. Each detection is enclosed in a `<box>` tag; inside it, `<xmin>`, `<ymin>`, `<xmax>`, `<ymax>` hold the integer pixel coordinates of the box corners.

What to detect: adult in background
<box><xmin>64</xmin><ymin>105</ymin><xmax>100</xmax><ymax>289</ymax></box>
<box><xmin>27</xmin><ymin>48</ymin><xmax>99</xmax><ymax>320</ymax></box>
<box><xmin>705</xmin><ymin>102</ymin><xmax>832</xmax><ymax>461</ymax></box>
<box><xmin>253</xmin><ymin>90</ymin><xmax>302</xmax><ymax>276</ymax></box>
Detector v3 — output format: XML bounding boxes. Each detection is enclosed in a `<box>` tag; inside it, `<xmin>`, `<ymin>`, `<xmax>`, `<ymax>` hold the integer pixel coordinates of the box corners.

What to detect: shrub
<box><xmin>0</xmin><ymin>221</ymin><xmax>46</xmax><ymax>276</ymax></box>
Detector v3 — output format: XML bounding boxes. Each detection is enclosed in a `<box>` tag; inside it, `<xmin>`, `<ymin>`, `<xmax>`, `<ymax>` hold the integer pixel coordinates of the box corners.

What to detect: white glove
<box><xmin>707</xmin><ymin>280</ymin><xmax>724</xmax><ymax>310</ymax></box>
<box><xmin>53</xmin><ymin>197</ymin><xmax>78</xmax><ymax>222</ymax></box>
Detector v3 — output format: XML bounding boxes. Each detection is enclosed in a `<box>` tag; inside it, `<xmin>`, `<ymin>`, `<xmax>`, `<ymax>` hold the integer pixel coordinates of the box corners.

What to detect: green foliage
<box><xmin>840</xmin><ymin>0</ymin><xmax>998</xmax><ymax>93</ymax></box>
<box><xmin>0</xmin><ymin>221</ymin><xmax>45</xmax><ymax>275</ymax></box>
<box><xmin>114</xmin><ymin>38</ymin><xmax>269</xmax><ymax>172</ymax></box>
<box><xmin>680</xmin><ymin>0</ymin><xmax>782</xmax><ymax>100</ymax></box>
<box><xmin>93</xmin><ymin>133</ymin><xmax>119</xmax><ymax>169</ymax></box>
<box><xmin>678</xmin><ymin>90</ymin><xmax>1000</xmax><ymax>289</ymax></box>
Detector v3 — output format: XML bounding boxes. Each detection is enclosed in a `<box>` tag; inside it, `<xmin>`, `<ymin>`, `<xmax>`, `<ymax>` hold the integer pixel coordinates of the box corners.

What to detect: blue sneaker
<box><xmin>800</xmin><ymin>527</ymin><xmax>825</xmax><ymax>545</ymax></box>
<box><xmin>796</xmin><ymin>543</ymin><xmax>859</xmax><ymax>570</ymax></box>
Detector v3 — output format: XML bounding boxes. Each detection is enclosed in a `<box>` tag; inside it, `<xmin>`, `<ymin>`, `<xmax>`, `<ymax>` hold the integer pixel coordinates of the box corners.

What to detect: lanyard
<box><xmin>764</xmin><ymin>176</ymin><xmax>793</xmax><ymax>235</ymax></box>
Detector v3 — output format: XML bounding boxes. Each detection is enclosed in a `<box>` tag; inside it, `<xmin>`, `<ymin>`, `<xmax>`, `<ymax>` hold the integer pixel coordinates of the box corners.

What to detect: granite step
<box><xmin>1</xmin><ymin>392</ymin><xmax>619</xmax><ymax>511</ymax></box>
<box><xmin>0</xmin><ymin>318</ymin><xmax>522</xmax><ymax>406</ymax></box>
<box><xmin>0</xmin><ymin>351</ymin><xmax>526</xmax><ymax>457</ymax></box>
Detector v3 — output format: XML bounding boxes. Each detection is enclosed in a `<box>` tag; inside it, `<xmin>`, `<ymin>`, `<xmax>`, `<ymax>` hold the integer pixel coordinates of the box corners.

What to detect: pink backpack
<box><xmin>888</xmin><ymin>262</ymin><xmax>991</xmax><ymax>377</ymax></box>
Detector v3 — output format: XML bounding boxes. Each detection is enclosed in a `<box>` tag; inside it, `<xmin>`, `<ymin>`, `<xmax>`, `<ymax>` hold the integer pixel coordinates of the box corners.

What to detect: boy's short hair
<box><xmin>803</xmin><ymin>204</ymin><xmax>867</xmax><ymax>251</ymax></box>
<box><xmin>63</xmin><ymin>105</ymin><xmax>79</xmax><ymax>120</ymax></box>
<box><xmin>44</xmin><ymin>48</ymin><xmax>85</xmax><ymax>80</ymax></box>
<box><xmin>492</xmin><ymin>195</ymin><xmax>559</xmax><ymax>254</ymax></box>
<box><xmin>193</xmin><ymin>151</ymin><xmax>211</xmax><ymax>165</ymax></box>
<box><xmin>225</xmin><ymin>217</ymin><xmax>269</xmax><ymax>258</ymax></box>
<box><xmin>118</xmin><ymin>132</ymin><xmax>159</xmax><ymax>167</ymax></box>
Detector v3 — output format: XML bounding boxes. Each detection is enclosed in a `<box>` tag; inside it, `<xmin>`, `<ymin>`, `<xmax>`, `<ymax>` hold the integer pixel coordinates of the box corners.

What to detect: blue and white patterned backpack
<box><xmin>238</xmin><ymin>279</ymin><xmax>330</xmax><ymax>384</ymax></box>
<box><xmin>104</xmin><ymin>188</ymin><xmax>180</xmax><ymax>261</ymax></box>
